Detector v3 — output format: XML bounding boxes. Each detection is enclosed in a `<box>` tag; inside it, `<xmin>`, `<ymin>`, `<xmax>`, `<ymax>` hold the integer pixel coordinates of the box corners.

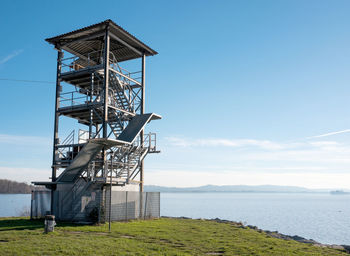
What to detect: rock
<box><xmin>340</xmin><ymin>245</ymin><xmax>350</xmax><ymax>253</ymax></box>
<box><xmin>291</xmin><ymin>235</ymin><xmax>307</xmax><ymax>241</ymax></box>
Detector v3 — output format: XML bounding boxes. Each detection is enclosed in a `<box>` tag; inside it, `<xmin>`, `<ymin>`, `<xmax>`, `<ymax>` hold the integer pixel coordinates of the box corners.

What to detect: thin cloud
<box><xmin>165</xmin><ymin>136</ymin><xmax>348</xmax><ymax>156</ymax></box>
<box><xmin>166</xmin><ymin>137</ymin><xmax>284</xmax><ymax>150</ymax></box>
<box><xmin>0</xmin><ymin>133</ymin><xmax>50</xmax><ymax>146</ymax></box>
<box><xmin>307</xmin><ymin>129</ymin><xmax>350</xmax><ymax>139</ymax></box>
<box><xmin>0</xmin><ymin>49</ymin><xmax>24</xmax><ymax>65</ymax></box>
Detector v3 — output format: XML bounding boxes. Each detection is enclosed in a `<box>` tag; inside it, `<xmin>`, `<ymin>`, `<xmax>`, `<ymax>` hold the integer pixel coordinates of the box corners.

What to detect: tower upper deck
<box><xmin>46</xmin><ymin>19</ymin><xmax>157</xmax><ymax>62</ymax></box>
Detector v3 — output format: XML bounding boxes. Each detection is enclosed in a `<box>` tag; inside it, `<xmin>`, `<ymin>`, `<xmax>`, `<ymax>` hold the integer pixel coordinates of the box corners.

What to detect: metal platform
<box><xmin>58</xmin><ymin>103</ymin><xmax>134</xmax><ymax>125</ymax></box>
<box><xmin>60</xmin><ymin>65</ymin><xmax>104</xmax><ymax>89</ymax></box>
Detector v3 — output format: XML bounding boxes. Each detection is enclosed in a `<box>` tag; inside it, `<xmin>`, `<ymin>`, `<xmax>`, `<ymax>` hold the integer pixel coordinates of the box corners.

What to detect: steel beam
<box><xmin>60</xmin><ymin>31</ymin><xmax>105</xmax><ymax>47</ymax></box>
<box><xmin>61</xmin><ymin>45</ymin><xmax>97</xmax><ymax>65</ymax></box>
<box><xmin>109</xmin><ymin>33</ymin><xmax>142</xmax><ymax>56</ymax></box>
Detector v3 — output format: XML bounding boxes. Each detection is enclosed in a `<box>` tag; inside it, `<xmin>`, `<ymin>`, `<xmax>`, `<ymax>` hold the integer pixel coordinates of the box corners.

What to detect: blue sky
<box><xmin>1</xmin><ymin>0</ymin><xmax>350</xmax><ymax>188</ymax></box>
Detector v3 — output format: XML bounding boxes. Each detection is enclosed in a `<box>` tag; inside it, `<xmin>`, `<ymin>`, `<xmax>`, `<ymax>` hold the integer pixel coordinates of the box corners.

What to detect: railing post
<box><xmin>149</xmin><ymin>133</ymin><xmax>151</xmax><ymax>149</ymax></box>
<box><xmin>125</xmin><ymin>191</ymin><xmax>128</xmax><ymax>221</ymax></box>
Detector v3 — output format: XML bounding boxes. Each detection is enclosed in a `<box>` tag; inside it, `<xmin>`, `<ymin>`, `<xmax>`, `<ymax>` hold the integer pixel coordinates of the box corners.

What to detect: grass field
<box><xmin>0</xmin><ymin>217</ymin><xmax>347</xmax><ymax>255</ymax></box>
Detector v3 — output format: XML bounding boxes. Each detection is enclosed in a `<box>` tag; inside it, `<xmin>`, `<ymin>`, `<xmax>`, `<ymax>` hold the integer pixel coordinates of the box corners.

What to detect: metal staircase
<box><xmin>111</xmin><ymin>133</ymin><xmax>156</xmax><ymax>184</ymax></box>
<box><xmin>109</xmin><ymin>72</ymin><xmax>133</xmax><ymax>112</ymax></box>
<box><xmin>60</xmin><ymin>178</ymin><xmax>96</xmax><ymax>221</ymax></box>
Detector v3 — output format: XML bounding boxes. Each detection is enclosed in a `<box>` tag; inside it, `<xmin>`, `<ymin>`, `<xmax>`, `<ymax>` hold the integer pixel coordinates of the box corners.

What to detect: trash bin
<box><xmin>44</xmin><ymin>215</ymin><xmax>56</xmax><ymax>233</ymax></box>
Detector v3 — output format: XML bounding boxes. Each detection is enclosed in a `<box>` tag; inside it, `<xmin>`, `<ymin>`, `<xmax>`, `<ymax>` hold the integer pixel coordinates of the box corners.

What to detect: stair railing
<box><xmin>56</xmin><ymin>130</ymin><xmax>75</xmax><ymax>163</ymax></box>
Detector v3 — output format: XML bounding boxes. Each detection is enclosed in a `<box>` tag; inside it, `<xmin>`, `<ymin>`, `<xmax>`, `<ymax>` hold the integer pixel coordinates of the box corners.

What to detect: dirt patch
<box><xmin>63</xmin><ymin>231</ymin><xmax>108</xmax><ymax>236</ymax></box>
<box><xmin>120</xmin><ymin>235</ymin><xmax>135</xmax><ymax>239</ymax></box>
<box><xmin>206</xmin><ymin>252</ymin><xmax>224</xmax><ymax>255</ymax></box>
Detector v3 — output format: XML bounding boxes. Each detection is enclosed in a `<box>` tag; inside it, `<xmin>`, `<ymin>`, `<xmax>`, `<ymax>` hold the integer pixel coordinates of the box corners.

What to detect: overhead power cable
<box><xmin>0</xmin><ymin>78</ymin><xmax>55</xmax><ymax>84</ymax></box>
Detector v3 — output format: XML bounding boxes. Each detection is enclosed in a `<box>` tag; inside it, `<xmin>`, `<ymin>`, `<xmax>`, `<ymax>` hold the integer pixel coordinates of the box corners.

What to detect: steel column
<box><xmin>51</xmin><ymin>48</ymin><xmax>62</xmax><ymax>214</ymax></box>
<box><xmin>52</xmin><ymin>49</ymin><xmax>63</xmax><ymax>181</ymax></box>
<box><xmin>89</xmin><ymin>73</ymin><xmax>94</xmax><ymax>139</ymax></box>
<box><xmin>102</xmin><ymin>27</ymin><xmax>110</xmax><ymax>181</ymax></box>
<box><xmin>103</xmin><ymin>28</ymin><xmax>110</xmax><ymax>139</ymax></box>
<box><xmin>140</xmin><ymin>54</ymin><xmax>146</xmax><ymax>192</ymax></box>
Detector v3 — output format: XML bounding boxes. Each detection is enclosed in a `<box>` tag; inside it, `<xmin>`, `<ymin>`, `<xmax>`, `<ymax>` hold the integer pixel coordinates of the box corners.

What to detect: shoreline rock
<box><xmin>161</xmin><ymin>216</ymin><xmax>350</xmax><ymax>254</ymax></box>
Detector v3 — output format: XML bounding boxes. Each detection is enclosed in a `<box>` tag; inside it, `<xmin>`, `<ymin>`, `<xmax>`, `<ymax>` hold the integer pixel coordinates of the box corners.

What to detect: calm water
<box><xmin>1</xmin><ymin>193</ymin><xmax>350</xmax><ymax>245</ymax></box>
<box><xmin>0</xmin><ymin>194</ymin><xmax>31</xmax><ymax>217</ymax></box>
<box><xmin>161</xmin><ymin>192</ymin><xmax>350</xmax><ymax>245</ymax></box>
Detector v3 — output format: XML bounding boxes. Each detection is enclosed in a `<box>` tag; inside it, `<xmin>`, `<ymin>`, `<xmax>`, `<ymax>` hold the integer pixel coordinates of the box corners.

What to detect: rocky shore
<box><xmin>162</xmin><ymin>216</ymin><xmax>350</xmax><ymax>254</ymax></box>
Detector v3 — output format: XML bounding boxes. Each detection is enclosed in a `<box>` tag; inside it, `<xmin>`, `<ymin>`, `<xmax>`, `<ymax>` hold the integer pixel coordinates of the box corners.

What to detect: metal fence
<box><xmin>31</xmin><ymin>189</ymin><xmax>160</xmax><ymax>222</ymax></box>
<box><xmin>105</xmin><ymin>191</ymin><xmax>160</xmax><ymax>221</ymax></box>
<box><xmin>31</xmin><ymin>190</ymin><xmax>51</xmax><ymax>219</ymax></box>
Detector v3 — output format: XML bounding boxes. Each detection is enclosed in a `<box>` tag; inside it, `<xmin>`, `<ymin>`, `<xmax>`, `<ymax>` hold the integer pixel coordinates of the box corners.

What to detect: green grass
<box><xmin>0</xmin><ymin>217</ymin><xmax>347</xmax><ymax>255</ymax></box>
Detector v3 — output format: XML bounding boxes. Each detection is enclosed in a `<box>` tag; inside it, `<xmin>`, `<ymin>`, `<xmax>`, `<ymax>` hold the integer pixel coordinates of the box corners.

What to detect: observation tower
<box><xmin>33</xmin><ymin>20</ymin><xmax>161</xmax><ymax>221</ymax></box>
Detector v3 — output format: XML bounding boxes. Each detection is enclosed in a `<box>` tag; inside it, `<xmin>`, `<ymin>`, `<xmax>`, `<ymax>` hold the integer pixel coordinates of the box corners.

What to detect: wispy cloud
<box><xmin>161</xmin><ymin>136</ymin><xmax>350</xmax><ymax>174</ymax></box>
<box><xmin>0</xmin><ymin>49</ymin><xmax>24</xmax><ymax>65</ymax></box>
<box><xmin>166</xmin><ymin>136</ymin><xmax>348</xmax><ymax>152</ymax></box>
<box><xmin>0</xmin><ymin>134</ymin><xmax>50</xmax><ymax>146</ymax></box>
<box><xmin>307</xmin><ymin>129</ymin><xmax>350</xmax><ymax>139</ymax></box>
<box><xmin>166</xmin><ymin>137</ymin><xmax>284</xmax><ymax>150</ymax></box>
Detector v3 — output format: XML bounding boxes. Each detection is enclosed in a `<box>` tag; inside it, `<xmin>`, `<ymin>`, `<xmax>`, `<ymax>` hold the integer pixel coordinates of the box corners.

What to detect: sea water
<box><xmin>161</xmin><ymin>192</ymin><xmax>350</xmax><ymax>245</ymax></box>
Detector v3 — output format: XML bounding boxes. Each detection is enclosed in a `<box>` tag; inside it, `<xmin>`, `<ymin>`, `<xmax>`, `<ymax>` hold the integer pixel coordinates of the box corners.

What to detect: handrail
<box><xmin>107</xmin><ymin>132</ymin><xmax>157</xmax><ymax>182</ymax></box>
<box><xmin>109</xmin><ymin>71</ymin><xmax>134</xmax><ymax>112</ymax></box>
<box><xmin>59</xmin><ymin>91</ymin><xmax>90</xmax><ymax>107</ymax></box>
<box><xmin>55</xmin><ymin>130</ymin><xmax>76</xmax><ymax>164</ymax></box>
<box><xmin>62</xmin><ymin>130</ymin><xmax>75</xmax><ymax>145</ymax></box>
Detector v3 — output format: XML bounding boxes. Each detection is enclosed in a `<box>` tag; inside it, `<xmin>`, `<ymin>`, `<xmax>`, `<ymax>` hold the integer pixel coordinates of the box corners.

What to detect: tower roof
<box><xmin>46</xmin><ymin>19</ymin><xmax>157</xmax><ymax>62</ymax></box>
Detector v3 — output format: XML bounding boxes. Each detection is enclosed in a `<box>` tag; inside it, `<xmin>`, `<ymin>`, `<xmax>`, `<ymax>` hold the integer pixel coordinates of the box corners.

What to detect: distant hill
<box><xmin>0</xmin><ymin>179</ymin><xmax>335</xmax><ymax>194</ymax></box>
<box><xmin>0</xmin><ymin>179</ymin><xmax>34</xmax><ymax>194</ymax></box>
<box><xmin>144</xmin><ymin>184</ymin><xmax>331</xmax><ymax>193</ymax></box>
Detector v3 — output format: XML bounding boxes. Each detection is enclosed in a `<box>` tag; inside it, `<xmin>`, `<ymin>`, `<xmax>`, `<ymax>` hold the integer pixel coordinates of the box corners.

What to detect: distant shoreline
<box><xmin>156</xmin><ymin>191</ymin><xmax>332</xmax><ymax>193</ymax></box>
<box><xmin>0</xmin><ymin>193</ymin><xmax>31</xmax><ymax>195</ymax></box>
<box><xmin>0</xmin><ymin>191</ymin><xmax>342</xmax><ymax>195</ymax></box>
<box><xmin>2</xmin><ymin>179</ymin><xmax>348</xmax><ymax>194</ymax></box>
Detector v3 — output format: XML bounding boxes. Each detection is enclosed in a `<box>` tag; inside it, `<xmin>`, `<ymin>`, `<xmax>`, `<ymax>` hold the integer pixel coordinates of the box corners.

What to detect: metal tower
<box><xmin>33</xmin><ymin>20</ymin><xmax>160</xmax><ymax>218</ymax></box>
